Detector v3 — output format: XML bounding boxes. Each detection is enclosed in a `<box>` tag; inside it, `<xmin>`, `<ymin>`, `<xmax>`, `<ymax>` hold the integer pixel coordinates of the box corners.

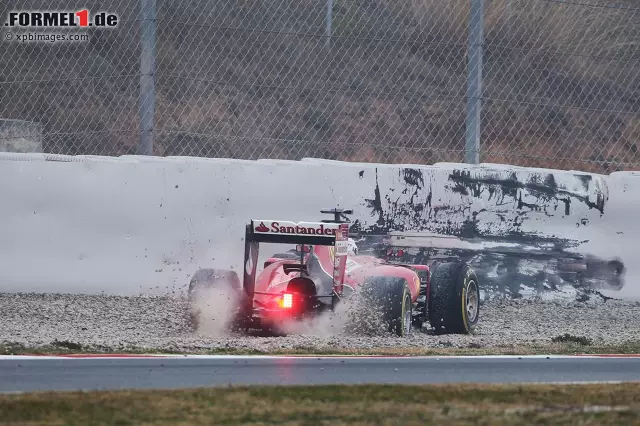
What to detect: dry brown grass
<box><xmin>1</xmin><ymin>383</ymin><xmax>639</xmax><ymax>425</ymax></box>
<box><xmin>1</xmin><ymin>0</ymin><xmax>638</xmax><ymax>172</ymax></box>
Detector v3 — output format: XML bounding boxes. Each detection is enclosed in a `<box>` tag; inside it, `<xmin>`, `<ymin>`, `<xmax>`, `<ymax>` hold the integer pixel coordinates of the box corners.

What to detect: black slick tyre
<box><xmin>361</xmin><ymin>276</ymin><xmax>413</xmax><ymax>337</ymax></box>
<box><xmin>187</xmin><ymin>268</ymin><xmax>242</xmax><ymax>331</ymax></box>
<box><xmin>428</xmin><ymin>262</ymin><xmax>480</xmax><ymax>334</ymax></box>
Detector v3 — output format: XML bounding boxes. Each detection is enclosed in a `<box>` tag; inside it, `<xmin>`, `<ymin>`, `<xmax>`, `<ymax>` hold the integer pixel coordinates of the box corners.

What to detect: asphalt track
<box><xmin>2</xmin><ymin>354</ymin><xmax>640</xmax><ymax>393</ymax></box>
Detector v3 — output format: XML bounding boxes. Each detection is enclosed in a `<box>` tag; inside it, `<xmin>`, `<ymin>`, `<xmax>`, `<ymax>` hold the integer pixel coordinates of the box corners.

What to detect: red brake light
<box><xmin>280</xmin><ymin>293</ymin><xmax>293</xmax><ymax>309</ymax></box>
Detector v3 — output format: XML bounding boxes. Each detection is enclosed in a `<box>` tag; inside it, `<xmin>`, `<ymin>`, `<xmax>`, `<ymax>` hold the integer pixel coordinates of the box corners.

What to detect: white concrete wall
<box><xmin>0</xmin><ymin>153</ymin><xmax>635</xmax><ymax>300</ymax></box>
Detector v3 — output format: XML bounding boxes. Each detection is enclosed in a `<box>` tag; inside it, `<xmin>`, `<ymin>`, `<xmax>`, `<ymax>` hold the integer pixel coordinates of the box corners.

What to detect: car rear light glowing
<box><xmin>281</xmin><ymin>293</ymin><xmax>293</xmax><ymax>309</ymax></box>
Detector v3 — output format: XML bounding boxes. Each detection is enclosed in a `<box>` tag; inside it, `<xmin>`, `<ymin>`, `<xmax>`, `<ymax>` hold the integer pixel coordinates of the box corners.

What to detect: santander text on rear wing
<box><xmin>248</xmin><ymin>220</ymin><xmax>348</xmax><ymax>247</ymax></box>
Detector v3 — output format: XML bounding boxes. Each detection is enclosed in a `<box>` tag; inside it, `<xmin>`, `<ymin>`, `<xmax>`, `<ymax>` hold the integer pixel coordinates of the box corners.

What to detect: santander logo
<box><xmin>255</xmin><ymin>222</ymin><xmax>269</xmax><ymax>232</ymax></box>
<box><xmin>252</xmin><ymin>220</ymin><xmax>340</xmax><ymax>236</ymax></box>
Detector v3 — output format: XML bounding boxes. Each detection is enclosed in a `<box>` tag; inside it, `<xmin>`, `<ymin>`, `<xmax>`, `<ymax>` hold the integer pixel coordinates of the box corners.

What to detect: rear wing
<box><xmin>242</xmin><ymin>219</ymin><xmax>350</xmax><ymax>303</ymax></box>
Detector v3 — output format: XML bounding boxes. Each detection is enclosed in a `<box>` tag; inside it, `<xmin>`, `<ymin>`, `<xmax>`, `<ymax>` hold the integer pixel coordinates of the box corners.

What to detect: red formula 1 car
<box><xmin>187</xmin><ymin>209</ymin><xmax>480</xmax><ymax>336</ymax></box>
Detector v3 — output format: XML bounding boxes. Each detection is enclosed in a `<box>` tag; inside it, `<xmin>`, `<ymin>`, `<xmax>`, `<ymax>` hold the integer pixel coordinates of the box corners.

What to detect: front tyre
<box><xmin>428</xmin><ymin>262</ymin><xmax>480</xmax><ymax>334</ymax></box>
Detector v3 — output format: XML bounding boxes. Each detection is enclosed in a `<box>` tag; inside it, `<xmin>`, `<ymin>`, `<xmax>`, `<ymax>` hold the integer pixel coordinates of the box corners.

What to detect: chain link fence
<box><xmin>1</xmin><ymin>0</ymin><xmax>638</xmax><ymax>174</ymax></box>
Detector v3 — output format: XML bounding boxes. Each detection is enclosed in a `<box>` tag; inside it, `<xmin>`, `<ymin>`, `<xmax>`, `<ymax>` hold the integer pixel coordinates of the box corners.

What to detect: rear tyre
<box><xmin>428</xmin><ymin>262</ymin><xmax>480</xmax><ymax>334</ymax></box>
<box><xmin>187</xmin><ymin>268</ymin><xmax>242</xmax><ymax>331</ymax></box>
<box><xmin>361</xmin><ymin>276</ymin><xmax>413</xmax><ymax>337</ymax></box>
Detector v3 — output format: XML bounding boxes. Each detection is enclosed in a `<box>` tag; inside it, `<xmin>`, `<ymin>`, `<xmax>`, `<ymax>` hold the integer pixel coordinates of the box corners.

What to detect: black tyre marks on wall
<box><xmin>354</xmin><ymin>167</ymin><xmax>624</xmax><ymax>300</ymax></box>
<box><xmin>449</xmin><ymin>170</ymin><xmax>606</xmax><ymax>216</ymax></box>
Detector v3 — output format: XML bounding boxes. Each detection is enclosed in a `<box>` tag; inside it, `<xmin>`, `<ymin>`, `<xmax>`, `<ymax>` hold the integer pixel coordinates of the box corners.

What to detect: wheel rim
<box><xmin>466</xmin><ymin>280</ymin><xmax>479</xmax><ymax>323</ymax></box>
<box><xmin>403</xmin><ymin>294</ymin><xmax>412</xmax><ymax>334</ymax></box>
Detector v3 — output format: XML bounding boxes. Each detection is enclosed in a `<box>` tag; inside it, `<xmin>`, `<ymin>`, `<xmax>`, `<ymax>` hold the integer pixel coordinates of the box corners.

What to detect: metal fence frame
<box><xmin>137</xmin><ymin>0</ymin><xmax>489</xmax><ymax>164</ymax></box>
<box><xmin>2</xmin><ymin>0</ymin><xmax>638</xmax><ymax>172</ymax></box>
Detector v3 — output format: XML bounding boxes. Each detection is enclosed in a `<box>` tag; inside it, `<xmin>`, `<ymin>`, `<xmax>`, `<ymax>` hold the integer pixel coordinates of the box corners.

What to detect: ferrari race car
<box><xmin>187</xmin><ymin>209</ymin><xmax>480</xmax><ymax>337</ymax></box>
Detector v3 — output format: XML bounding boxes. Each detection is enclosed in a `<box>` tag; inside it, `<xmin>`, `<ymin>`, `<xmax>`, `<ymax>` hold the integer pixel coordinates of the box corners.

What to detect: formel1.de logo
<box><xmin>5</xmin><ymin>10</ymin><xmax>118</xmax><ymax>28</ymax></box>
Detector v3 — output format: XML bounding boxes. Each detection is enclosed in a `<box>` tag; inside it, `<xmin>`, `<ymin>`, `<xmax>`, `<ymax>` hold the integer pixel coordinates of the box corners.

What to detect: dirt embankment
<box><xmin>1</xmin><ymin>0</ymin><xmax>638</xmax><ymax>172</ymax></box>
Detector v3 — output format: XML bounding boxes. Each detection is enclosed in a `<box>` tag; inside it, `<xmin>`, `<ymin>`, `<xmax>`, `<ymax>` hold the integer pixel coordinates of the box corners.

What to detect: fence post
<box><xmin>139</xmin><ymin>0</ymin><xmax>156</xmax><ymax>156</ymax></box>
<box><xmin>465</xmin><ymin>0</ymin><xmax>484</xmax><ymax>164</ymax></box>
<box><xmin>326</xmin><ymin>0</ymin><xmax>333</xmax><ymax>49</ymax></box>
